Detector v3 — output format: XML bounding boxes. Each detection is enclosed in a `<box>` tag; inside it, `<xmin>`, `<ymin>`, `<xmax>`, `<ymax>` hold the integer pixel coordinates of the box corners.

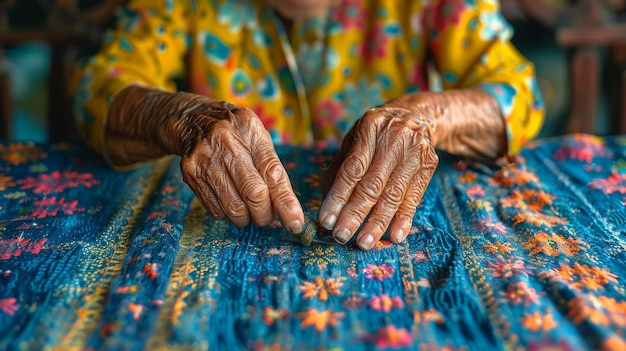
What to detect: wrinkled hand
<box><xmin>318</xmin><ymin>106</ymin><xmax>438</xmax><ymax>250</ymax></box>
<box><xmin>175</xmin><ymin>98</ymin><xmax>304</xmax><ymax>233</ymax></box>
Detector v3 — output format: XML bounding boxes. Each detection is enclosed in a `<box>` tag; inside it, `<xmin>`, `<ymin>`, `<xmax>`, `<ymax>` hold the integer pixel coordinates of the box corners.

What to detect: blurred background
<box><xmin>0</xmin><ymin>0</ymin><xmax>625</xmax><ymax>142</ymax></box>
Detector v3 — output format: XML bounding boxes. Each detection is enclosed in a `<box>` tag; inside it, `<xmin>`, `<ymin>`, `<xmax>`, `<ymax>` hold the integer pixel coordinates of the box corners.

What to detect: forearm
<box><xmin>105</xmin><ymin>85</ymin><xmax>207</xmax><ymax>166</ymax></box>
<box><xmin>385</xmin><ymin>89</ymin><xmax>508</xmax><ymax>159</ymax></box>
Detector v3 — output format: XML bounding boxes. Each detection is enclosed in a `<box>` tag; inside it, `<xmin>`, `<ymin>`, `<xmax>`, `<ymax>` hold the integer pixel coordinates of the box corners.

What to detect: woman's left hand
<box><xmin>318</xmin><ymin>105</ymin><xmax>439</xmax><ymax>250</ymax></box>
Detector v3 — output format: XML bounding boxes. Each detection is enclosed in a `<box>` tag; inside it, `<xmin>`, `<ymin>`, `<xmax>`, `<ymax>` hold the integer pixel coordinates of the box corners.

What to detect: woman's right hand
<box><xmin>107</xmin><ymin>86</ymin><xmax>305</xmax><ymax>233</ymax></box>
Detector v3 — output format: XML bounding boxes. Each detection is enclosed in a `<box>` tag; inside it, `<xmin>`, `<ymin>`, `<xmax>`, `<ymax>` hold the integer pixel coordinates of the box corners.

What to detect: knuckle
<box><xmin>342</xmin><ymin>154</ymin><xmax>368</xmax><ymax>180</ymax></box>
<box><xmin>224</xmin><ymin>198</ymin><xmax>247</xmax><ymax>218</ymax></box>
<box><xmin>263</xmin><ymin>159</ymin><xmax>287</xmax><ymax>184</ymax></box>
<box><xmin>367</xmin><ymin>216</ymin><xmax>389</xmax><ymax>234</ymax></box>
<box><xmin>384</xmin><ymin>183</ymin><xmax>406</xmax><ymax>205</ymax></box>
<box><xmin>242</xmin><ymin>179</ymin><xmax>270</xmax><ymax>207</ymax></box>
<box><xmin>361</xmin><ymin>174</ymin><xmax>386</xmax><ymax>199</ymax></box>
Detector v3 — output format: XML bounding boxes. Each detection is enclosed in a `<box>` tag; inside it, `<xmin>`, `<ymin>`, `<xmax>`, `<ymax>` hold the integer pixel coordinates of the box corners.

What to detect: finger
<box><xmin>215</xmin><ymin>160</ymin><xmax>251</xmax><ymax>227</ymax></box>
<box><xmin>318</xmin><ymin>115</ymin><xmax>377</xmax><ymax>232</ymax></box>
<box><xmin>248</xmin><ymin>123</ymin><xmax>304</xmax><ymax>234</ymax></box>
<box><xmin>330</xmin><ymin>137</ymin><xmax>399</xmax><ymax>245</ymax></box>
<box><xmin>321</xmin><ymin>125</ymin><xmax>356</xmax><ymax>197</ymax></box>
<box><xmin>180</xmin><ymin>157</ymin><xmax>227</xmax><ymax>220</ymax></box>
<box><xmin>354</xmin><ymin>156</ymin><xmax>419</xmax><ymax>250</ymax></box>
<box><xmin>205</xmin><ymin>127</ymin><xmax>252</xmax><ymax>227</ymax></box>
<box><xmin>387</xmin><ymin>146</ymin><xmax>438</xmax><ymax>244</ymax></box>
<box><xmin>229</xmin><ymin>152</ymin><xmax>274</xmax><ymax>227</ymax></box>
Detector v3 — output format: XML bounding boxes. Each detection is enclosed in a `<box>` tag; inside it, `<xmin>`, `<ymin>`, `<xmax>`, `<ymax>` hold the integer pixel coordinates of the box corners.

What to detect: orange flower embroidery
<box><xmin>0</xmin><ymin>143</ymin><xmax>47</xmax><ymax>165</ymax></box>
<box><xmin>491</xmin><ymin>166</ymin><xmax>539</xmax><ymax>188</ymax></box>
<box><xmin>511</xmin><ymin>211</ymin><xmax>567</xmax><ymax>227</ymax></box>
<box><xmin>300</xmin><ymin>278</ymin><xmax>344</xmax><ymax>301</ymax></box>
<box><xmin>541</xmin><ymin>263</ymin><xmax>618</xmax><ymax>291</ymax></box>
<box><xmin>304</xmin><ymin>173</ymin><xmax>321</xmax><ymax>187</ymax></box>
<box><xmin>501</xmin><ymin>189</ymin><xmax>555</xmax><ymax>211</ymax></box>
<box><xmin>567</xmin><ymin>294</ymin><xmax>626</xmax><ymax>327</ymax></box>
<box><xmin>484</xmin><ymin>242</ymin><xmax>513</xmax><ymax>255</ymax></box>
<box><xmin>262</xmin><ymin>307</ymin><xmax>289</xmax><ymax>325</ymax></box>
<box><xmin>0</xmin><ymin>175</ymin><xmax>14</xmax><ymax>191</ymax></box>
<box><xmin>523</xmin><ymin>232</ymin><xmax>585</xmax><ymax>257</ymax></box>
<box><xmin>458</xmin><ymin>172</ymin><xmax>477</xmax><ymax>183</ymax></box>
<box><xmin>522</xmin><ymin>311</ymin><xmax>556</xmax><ymax>332</ymax></box>
<box><xmin>297</xmin><ymin>308</ymin><xmax>344</xmax><ymax>332</ymax></box>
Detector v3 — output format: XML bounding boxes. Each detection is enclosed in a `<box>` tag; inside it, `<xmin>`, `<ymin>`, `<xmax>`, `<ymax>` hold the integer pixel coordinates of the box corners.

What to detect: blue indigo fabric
<box><xmin>0</xmin><ymin>134</ymin><xmax>625</xmax><ymax>350</ymax></box>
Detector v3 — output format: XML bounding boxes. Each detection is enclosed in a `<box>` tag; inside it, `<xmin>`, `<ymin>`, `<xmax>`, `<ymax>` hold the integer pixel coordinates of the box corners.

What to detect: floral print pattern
<box><xmin>71</xmin><ymin>0</ymin><xmax>544</xmax><ymax>159</ymax></box>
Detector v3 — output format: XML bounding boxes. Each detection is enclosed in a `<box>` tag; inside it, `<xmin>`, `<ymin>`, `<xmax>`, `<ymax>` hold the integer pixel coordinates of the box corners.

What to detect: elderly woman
<box><xmin>71</xmin><ymin>0</ymin><xmax>544</xmax><ymax>250</ymax></box>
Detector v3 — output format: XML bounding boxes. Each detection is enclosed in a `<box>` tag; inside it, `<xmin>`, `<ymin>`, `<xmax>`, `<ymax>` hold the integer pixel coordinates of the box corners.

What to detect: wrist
<box><xmin>382</xmin><ymin>92</ymin><xmax>445</xmax><ymax>147</ymax></box>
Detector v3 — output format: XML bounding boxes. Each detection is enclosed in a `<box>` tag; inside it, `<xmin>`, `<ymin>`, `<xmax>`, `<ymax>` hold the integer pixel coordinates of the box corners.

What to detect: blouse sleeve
<box><xmin>424</xmin><ymin>0</ymin><xmax>545</xmax><ymax>155</ymax></box>
<box><xmin>69</xmin><ymin>0</ymin><xmax>190</xmax><ymax>158</ymax></box>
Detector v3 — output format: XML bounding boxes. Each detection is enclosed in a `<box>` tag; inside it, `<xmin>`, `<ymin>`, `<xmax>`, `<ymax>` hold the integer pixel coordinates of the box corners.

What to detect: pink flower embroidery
<box><xmin>589</xmin><ymin>171</ymin><xmax>626</xmax><ymax>194</ymax></box>
<box><xmin>372</xmin><ymin>325</ymin><xmax>412</xmax><ymax>349</ymax></box>
<box><xmin>363</xmin><ymin>264</ymin><xmax>394</xmax><ymax>281</ymax></box>
<box><xmin>18</xmin><ymin>170</ymin><xmax>100</xmax><ymax>194</ymax></box>
<box><xmin>0</xmin><ymin>298</ymin><xmax>18</xmax><ymax>316</ymax></box>
<box><xmin>0</xmin><ymin>238</ymin><xmax>47</xmax><ymax>260</ymax></box>
<box><xmin>31</xmin><ymin>197</ymin><xmax>80</xmax><ymax>218</ymax></box>
<box><xmin>371</xmin><ymin>294</ymin><xmax>404</xmax><ymax>312</ymax></box>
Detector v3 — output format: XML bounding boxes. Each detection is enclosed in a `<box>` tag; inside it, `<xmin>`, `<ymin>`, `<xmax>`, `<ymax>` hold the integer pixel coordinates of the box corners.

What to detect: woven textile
<box><xmin>0</xmin><ymin>134</ymin><xmax>625</xmax><ymax>350</ymax></box>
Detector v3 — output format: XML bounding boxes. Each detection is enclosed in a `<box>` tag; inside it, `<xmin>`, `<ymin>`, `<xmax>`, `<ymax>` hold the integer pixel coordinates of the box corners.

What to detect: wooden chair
<box><xmin>0</xmin><ymin>0</ymin><xmax>123</xmax><ymax>141</ymax></box>
<box><xmin>514</xmin><ymin>0</ymin><xmax>626</xmax><ymax>135</ymax></box>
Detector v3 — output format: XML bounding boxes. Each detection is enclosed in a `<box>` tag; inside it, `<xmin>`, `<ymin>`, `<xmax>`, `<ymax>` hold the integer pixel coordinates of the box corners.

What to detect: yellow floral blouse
<box><xmin>71</xmin><ymin>0</ymin><xmax>544</xmax><ymax>158</ymax></box>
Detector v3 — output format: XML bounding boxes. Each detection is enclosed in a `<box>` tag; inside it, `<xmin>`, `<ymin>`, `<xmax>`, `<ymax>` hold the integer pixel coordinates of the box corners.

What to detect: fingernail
<box><xmin>391</xmin><ymin>229</ymin><xmax>404</xmax><ymax>243</ymax></box>
<box><xmin>321</xmin><ymin>214</ymin><xmax>337</xmax><ymax>230</ymax></box>
<box><xmin>287</xmin><ymin>219</ymin><xmax>303</xmax><ymax>234</ymax></box>
<box><xmin>333</xmin><ymin>226</ymin><xmax>351</xmax><ymax>244</ymax></box>
<box><xmin>358</xmin><ymin>233</ymin><xmax>375</xmax><ymax>250</ymax></box>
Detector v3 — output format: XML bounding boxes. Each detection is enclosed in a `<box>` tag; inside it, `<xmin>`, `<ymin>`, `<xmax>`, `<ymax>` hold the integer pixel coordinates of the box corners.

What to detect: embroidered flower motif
<box><xmin>0</xmin><ymin>298</ymin><xmax>18</xmax><ymax>316</ymax></box>
<box><xmin>429</xmin><ymin>0</ymin><xmax>466</xmax><ymax>32</ymax></box>
<box><xmin>0</xmin><ymin>238</ymin><xmax>47</xmax><ymax>260</ymax></box>
<box><xmin>589</xmin><ymin>170</ymin><xmax>626</xmax><ymax>195</ymax></box>
<box><xmin>18</xmin><ymin>170</ymin><xmax>100</xmax><ymax>194</ymax></box>
<box><xmin>487</xmin><ymin>256</ymin><xmax>528</xmax><ymax>278</ymax></box>
<box><xmin>568</xmin><ymin>294</ymin><xmax>626</xmax><ymax>327</ymax></box>
<box><xmin>297</xmin><ymin>308</ymin><xmax>344</xmax><ymax>332</ymax></box>
<box><xmin>363</xmin><ymin>264</ymin><xmax>395</xmax><ymax>282</ymax></box>
<box><xmin>500</xmin><ymin>282</ymin><xmax>541</xmax><ymax>306</ymax></box>
<box><xmin>523</xmin><ymin>232</ymin><xmax>586</xmax><ymax>257</ymax></box>
<box><xmin>0</xmin><ymin>175</ymin><xmax>15</xmax><ymax>191</ymax></box>
<box><xmin>371</xmin><ymin>325</ymin><xmax>412</xmax><ymax>349</ymax></box>
<box><xmin>371</xmin><ymin>294</ymin><xmax>404</xmax><ymax>312</ymax></box>
<box><xmin>262</xmin><ymin>307</ymin><xmax>289</xmax><ymax>325</ymax></box>
<box><xmin>522</xmin><ymin>311</ymin><xmax>556</xmax><ymax>332</ymax></box>
<box><xmin>300</xmin><ymin>278</ymin><xmax>344</xmax><ymax>301</ymax></box>
<box><xmin>541</xmin><ymin>263</ymin><xmax>618</xmax><ymax>292</ymax></box>
<box><xmin>0</xmin><ymin>143</ymin><xmax>47</xmax><ymax>165</ymax></box>
<box><xmin>30</xmin><ymin>197</ymin><xmax>81</xmax><ymax>218</ymax></box>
